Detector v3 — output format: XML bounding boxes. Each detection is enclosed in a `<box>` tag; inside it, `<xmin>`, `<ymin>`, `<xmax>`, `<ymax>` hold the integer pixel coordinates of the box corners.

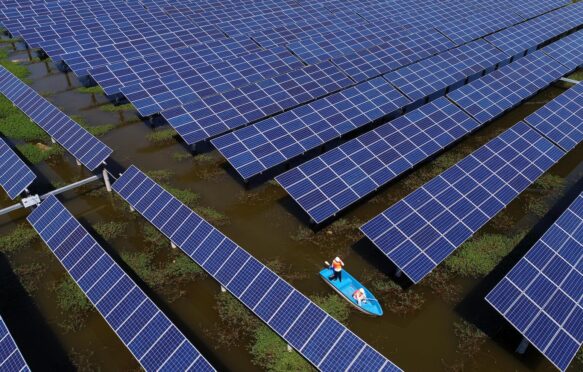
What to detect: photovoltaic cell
<box><xmin>0</xmin><ymin>137</ymin><xmax>36</xmax><ymax>199</ymax></box>
<box><xmin>211</xmin><ymin>77</ymin><xmax>411</xmax><ymax>180</ymax></box>
<box><xmin>162</xmin><ymin>61</ymin><xmax>354</xmax><ymax>145</ymax></box>
<box><xmin>436</xmin><ymin>9</ymin><xmax>523</xmax><ymax>45</ymax></box>
<box><xmin>524</xmin><ymin>82</ymin><xmax>583</xmax><ymax>152</ymax></box>
<box><xmin>27</xmin><ymin>195</ymin><xmax>215</xmax><ymax>372</ymax></box>
<box><xmin>361</xmin><ymin>122</ymin><xmax>565</xmax><ymax>283</ymax></box>
<box><xmin>112</xmin><ymin>165</ymin><xmax>402</xmax><ymax>372</ymax></box>
<box><xmin>276</xmin><ymin>98</ymin><xmax>480</xmax><ymax>223</ymax></box>
<box><xmin>447</xmin><ymin>51</ymin><xmax>569</xmax><ymax>125</ymax></box>
<box><xmin>0</xmin><ymin>67</ymin><xmax>111</xmax><ymax>170</ymax></box>
<box><xmin>486</xmin><ymin>191</ymin><xmax>583</xmax><ymax>371</ymax></box>
<box><xmin>541</xmin><ymin>30</ymin><xmax>583</xmax><ymax>71</ymax></box>
<box><xmin>0</xmin><ymin>316</ymin><xmax>29</xmax><ymax>372</ymax></box>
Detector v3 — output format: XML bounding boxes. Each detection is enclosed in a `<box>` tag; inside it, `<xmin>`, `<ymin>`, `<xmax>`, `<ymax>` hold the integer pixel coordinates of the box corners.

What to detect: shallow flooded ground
<box><xmin>0</xmin><ymin>45</ymin><xmax>582</xmax><ymax>371</ymax></box>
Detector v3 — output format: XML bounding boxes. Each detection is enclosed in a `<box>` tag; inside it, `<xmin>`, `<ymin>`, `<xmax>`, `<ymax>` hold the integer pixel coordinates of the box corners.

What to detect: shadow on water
<box><xmin>0</xmin><ymin>253</ymin><xmax>74</xmax><ymax>371</ymax></box>
<box><xmin>455</xmin><ymin>174</ymin><xmax>583</xmax><ymax>367</ymax></box>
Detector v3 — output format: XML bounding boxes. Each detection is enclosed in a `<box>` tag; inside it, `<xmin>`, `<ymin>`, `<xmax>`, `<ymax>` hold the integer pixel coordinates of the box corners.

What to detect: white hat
<box><xmin>334</xmin><ymin>257</ymin><xmax>340</xmax><ymax>262</ymax></box>
<box><xmin>359</xmin><ymin>288</ymin><xmax>365</xmax><ymax>294</ymax></box>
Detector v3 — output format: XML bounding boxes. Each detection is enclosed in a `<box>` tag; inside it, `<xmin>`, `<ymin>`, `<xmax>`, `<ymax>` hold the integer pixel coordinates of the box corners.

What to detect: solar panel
<box><xmin>112</xmin><ymin>165</ymin><xmax>402</xmax><ymax>372</ymax></box>
<box><xmin>384</xmin><ymin>39</ymin><xmax>509</xmax><ymax>107</ymax></box>
<box><xmin>120</xmin><ymin>47</ymin><xmax>303</xmax><ymax>117</ymax></box>
<box><xmin>27</xmin><ymin>195</ymin><xmax>215</xmax><ymax>372</ymax></box>
<box><xmin>332</xmin><ymin>28</ymin><xmax>456</xmax><ymax>83</ymax></box>
<box><xmin>524</xmin><ymin>82</ymin><xmax>583</xmax><ymax>152</ymax></box>
<box><xmin>0</xmin><ymin>67</ymin><xmax>112</xmax><ymax>170</ymax></box>
<box><xmin>0</xmin><ymin>316</ymin><xmax>29</xmax><ymax>372</ymax></box>
<box><xmin>89</xmin><ymin>36</ymin><xmax>261</xmax><ymax>96</ymax></box>
<box><xmin>211</xmin><ymin>77</ymin><xmax>411</xmax><ymax>180</ymax></box>
<box><xmin>0</xmin><ymin>137</ymin><xmax>36</xmax><ymax>200</ymax></box>
<box><xmin>276</xmin><ymin>97</ymin><xmax>480</xmax><ymax>223</ymax></box>
<box><xmin>447</xmin><ymin>51</ymin><xmax>569</xmax><ymax>125</ymax></box>
<box><xmin>162</xmin><ymin>60</ymin><xmax>354</xmax><ymax>145</ymax></box>
<box><xmin>486</xmin><ymin>191</ymin><xmax>583</xmax><ymax>371</ymax></box>
<box><xmin>541</xmin><ymin>30</ymin><xmax>583</xmax><ymax>71</ymax></box>
<box><xmin>361</xmin><ymin>122</ymin><xmax>565</xmax><ymax>283</ymax></box>
<box><xmin>485</xmin><ymin>3</ymin><xmax>583</xmax><ymax>58</ymax></box>
<box><xmin>510</xmin><ymin>0</ymin><xmax>570</xmax><ymax>19</ymax></box>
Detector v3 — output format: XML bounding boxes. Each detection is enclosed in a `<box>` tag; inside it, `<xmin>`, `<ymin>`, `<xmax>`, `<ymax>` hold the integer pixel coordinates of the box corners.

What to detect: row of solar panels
<box><xmin>0</xmin><ymin>316</ymin><xmax>29</xmax><ymax>372</ymax></box>
<box><xmin>20</xmin><ymin>167</ymin><xmax>402</xmax><ymax>371</ymax></box>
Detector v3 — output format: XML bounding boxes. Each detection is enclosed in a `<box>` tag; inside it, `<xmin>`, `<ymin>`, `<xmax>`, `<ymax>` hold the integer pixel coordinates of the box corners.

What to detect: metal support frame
<box><xmin>560</xmin><ymin>77</ymin><xmax>580</xmax><ymax>84</ymax></box>
<box><xmin>516</xmin><ymin>337</ymin><xmax>529</xmax><ymax>354</ymax></box>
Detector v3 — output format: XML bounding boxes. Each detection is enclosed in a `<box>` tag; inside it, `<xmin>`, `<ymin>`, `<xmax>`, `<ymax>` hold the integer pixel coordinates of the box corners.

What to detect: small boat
<box><xmin>319</xmin><ymin>266</ymin><xmax>383</xmax><ymax>316</ymax></box>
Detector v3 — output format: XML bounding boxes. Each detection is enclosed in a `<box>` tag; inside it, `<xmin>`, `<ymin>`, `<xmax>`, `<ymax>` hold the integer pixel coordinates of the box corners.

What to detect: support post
<box><xmin>51</xmin><ymin>137</ymin><xmax>56</xmax><ymax>144</ymax></box>
<box><xmin>287</xmin><ymin>344</ymin><xmax>293</xmax><ymax>352</ymax></box>
<box><xmin>516</xmin><ymin>337</ymin><xmax>529</xmax><ymax>354</ymax></box>
<box><xmin>395</xmin><ymin>269</ymin><xmax>402</xmax><ymax>278</ymax></box>
<box><xmin>76</xmin><ymin>159</ymin><xmax>81</xmax><ymax>166</ymax></box>
<box><xmin>171</xmin><ymin>242</ymin><xmax>177</xmax><ymax>249</ymax></box>
<box><xmin>129</xmin><ymin>205</ymin><xmax>135</xmax><ymax>212</ymax></box>
<box><xmin>220</xmin><ymin>286</ymin><xmax>226</xmax><ymax>293</ymax></box>
<box><xmin>560</xmin><ymin>77</ymin><xmax>580</xmax><ymax>84</ymax></box>
<box><xmin>190</xmin><ymin>143</ymin><xmax>197</xmax><ymax>153</ymax></box>
<box><xmin>102</xmin><ymin>168</ymin><xmax>112</xmax><ymax>192</ymax></box>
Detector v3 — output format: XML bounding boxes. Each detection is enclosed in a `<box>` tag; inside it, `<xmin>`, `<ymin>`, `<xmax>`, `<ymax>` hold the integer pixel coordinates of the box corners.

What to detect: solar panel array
<box><xmin>276</xmin><ymin>98</ymin><xmax>480</xmax><ymax>223</ymax></box>
<box><xmin>0</xmin><ymin>67</ymin><xmax>112</xmax><ymax>170</ymax></box>
<box><xmin>361</xmin><ymin>122</ymin><xmax>565</xmax><ymax>283</ymax></box>
<box><xmin>486</xmin><ymin>192</ymin><xmax>583</xmax><ymax>371</ymax></box>
<box><xmin>27</xmin><ymin>195</ymin><xmax>215</xmax><ymax>372</ymax></box>
<box><xmin>524</xmin><ymin>82</ymin><xmax>583</xmax><ymax>152</ymax></box>
<box><xmin>0</xmin><ymin>137</ymin><xmax>36</xmax><ymax>200</ymax></box>
<box><xmin>163</xmin><ymin>61</ymin><xmax>354</xmax><ymax>145</ymax></box>
<box><xmin>0</xmin><ymin>316</ymin><xmax>29</xmax><ymax>372</ymax></box>
<box><xmin>540</xmin><ymin>30</ymin><xmax>583</xmax><ymax>71</ymax></box>
<box><xmin>447</xmin><ymin>51</ymin><xmax>569</xmax><ymax>125</ymax></box>
<box><xmin>112</xmin><ymin>165</ymin><xmax>402</xmax><ymax>372</ymax></box>
<box><xmin>212</xmin><ymin>78</ymin><xmax>411</xmax><ymax>180</ymax></box>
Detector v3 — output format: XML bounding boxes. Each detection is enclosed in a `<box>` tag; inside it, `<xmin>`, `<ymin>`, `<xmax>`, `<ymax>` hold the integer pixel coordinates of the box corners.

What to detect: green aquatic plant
<box><xmin>146</xmin><ymin>169</ymin><xmax>174</xmax><ymax>183</ymax></box>
<box><xmin>14</xmin><ymin>263</ymin><xmax>47</xmax><ymax>294</ymax></box>
<box><xmin>165</xmin><ymin>185</ymin><xmax>200</xmax><ymax>207</ymax></box>
<box><xmin>173</xmin><ymin>151</ymin><xmax>191</xmax><ymax>162</ymax></box>
<box><xmin>92</xmin><ymin>221</ymin><xmax>127</xmax><ymax>241</ymax></box>
<box><xmin>83</xmin><ymin>123</ymin><xmax>115</xmax><ymax>137</ymax></box>
<box><xmin>53</xmin><ymin>277</ymin><xmax>93</xmax><ymax>332</ymax></box>
<box><xmin>310</xmin><ymin>294</ymin><xmax>350</xmax><ymax>324</ymax></box>
<box><xmin>76</xmin><ymin>86</ymin><xmax>104</xmax><ymax>94</ymax></box>
<box><xmin>193</xmin><ymin>206</ymin><xmax>229</xmax><ymax>226</ymax></box>
<box><xmin>250</xmin><ymin>325</ymin><xmax>314</xmax><ymax>372</ymax></box>
<box><xmin>99</xmin><ymin>103</ymin><xmax>134</xmax><ymax>112</ymax></box>
<box><xmin>0</xmin><ymin>47</ymin><xmax>30</xmax><ymax>80</ymax></box>
<box><xmin>533</xmin><ymin>174</ymin><xmax>566</xmax><ymax>192</ymax></box>
<box><xmin>142</xmin><ymin>224</ymin><xmax>168</xmax><ymax>251</ymax></box>
<box><xmin>16</xmin><ymin>143</ymin><xmax>63</xmax><ymax>164</ymax></box>
<box><xmin>453</xmin><ymin>319</ymin><xmax>487</xmax><ymax>356</ymax></box>
<box><xmin>0</xmin><ymin>224</ymin><xmax>39</xmax><ymax>255</ymax></box>
<box><xmin>146</xmin><ymin>128</ymin><xmax>176</xmax><ymax>144</ymax></box>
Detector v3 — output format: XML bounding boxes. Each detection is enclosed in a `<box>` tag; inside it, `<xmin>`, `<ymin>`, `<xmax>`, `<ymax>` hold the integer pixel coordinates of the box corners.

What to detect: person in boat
<box><xmin>353</xmin><ymin>288</ymin><xmax>367</xmax><ymax>306</ymax></box>
<box><xmin>328</xmin><ymin>257</ymin><xmax>344</xmax><ymax>282</ymax></box>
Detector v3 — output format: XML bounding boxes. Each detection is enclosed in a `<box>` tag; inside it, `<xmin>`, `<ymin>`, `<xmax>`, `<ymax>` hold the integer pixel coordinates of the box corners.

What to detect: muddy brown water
<box><xmin>0</xmin><ymin>48</ymin><xmax>582</xmax><ymax>371</ymax></box>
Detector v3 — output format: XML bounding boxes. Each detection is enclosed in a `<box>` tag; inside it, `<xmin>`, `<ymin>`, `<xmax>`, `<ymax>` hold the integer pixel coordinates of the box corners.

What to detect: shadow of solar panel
<box><xmin>447</xmin><ymin>51</ymin><xmax>569</xmax><ymax>125</ymax></box>
<box><xmin>162</xmin><ymin>60</ymin><xmax>353</xmax><ymax>144</ymax></box>
<box><xmin>212</xmin><ymin>77</ymin><xmax>411</xmax><ymax>180</ymax></box>
<box><xmin>0</xmin><ymin>316</ymin><xmax>29</xmax><ymax>372</ymax></box>
<box><xmin>361</xmin><ymin>122</ymin><xmax>565</xmax><ymax>283</ymax></box>
<box><xmin>0</xmin><ymin>67</ymin><xmax>112</xmax><ymax>170</ymax></box>
<box><xmin>276</xmin><ymin>98</ymin><xmax>480</xmax><ymax>223</ymax></box>
<box><xmin>524</xmin><ymin>82</ymin><xmax>583</xmax><ymax>152</ymax></box>
<box><xmin>0</xmin><ymin>137</ymin><xmax>36</xmax><ymax>199</ymax></box>
<box><xmin>112</xmin><ymin>165</ymin><xmax>402</xmax><ymax>372</ymax></box>
<box><xmin>27</xmin><ymin>195</ymin><xmax>215</xmax><ymax>372</ymax></box>
<box><xmin>486</xmin><ymin>192</ymin><xmax>583</xmax><ymax>371</ymax></box>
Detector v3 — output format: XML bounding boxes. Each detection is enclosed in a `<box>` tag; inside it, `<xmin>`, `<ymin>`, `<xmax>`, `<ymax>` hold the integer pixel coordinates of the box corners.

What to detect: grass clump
<box><xmin>83</xmin><ymin>124</ymin><xmax>115</xmax><ymax>137</ymax></box>
<box><xmin>14</xmin><ymin>263</ymin><xmax>46</xmax><ymax>293</ymax></box>
<box><xmin>0</xmin><ymin>48</ymin><xmax>30</xmax><ymax>80</ymax></box>
<box><xmin>214</xmin><ymin>291</ymin><xmax>260</xmax><ymax>345</ymax></box>
<box><xmin>445</xmin><ymin>233</ymin><xmax>525</xmax><ymax>278</ymax></box>
<box><xmin>194</xmin><ymin>206</ymin><xmax>229</xmax><ymax>226</ymax></box>
<box><xmin>0</xmin><ymin>224</ymin><xmax>38</xmax><ymax>255</ymax></box>
<box><xmin>453</xmin><ymin>319</ymin><xmax>487</xmax><ymax>356</ymax></box>
<box><xmin>53</xmin><ymin>277</ymin><xmax>93</xmax><ymax>332</ymax></box>
<box><xmin>0</xmin><ymin>97</ymin><xmax>47</xmax><ymax>141</ymax></box>
<box><xmin>370</xmin><ymin>278</ymin><xmax>425</xmax><ymax>315</ymax></box>
<box><xmin>166</xmin><ymin>254</ymin><xmax>205</xmax><ymax>279</ymax></box>
<box><xmin>533</xmin><ymin>174</ymin><xmax>566</xmax><ymax>192</ymax></box>
<box><xmin>76</xmin><ymin>86</ymin><xmax>104</xmax><ymax>94</ymax></box>
<box><xmin>166</xmin><ymin>185</ymin><xmax>200</xmax><ymax>207</ymax></box>
<box><xmin>251</xmin><ymin>325</ymin><xmax>314</xmax><ymax>372</ymax></box>
<box><xmin>142</xmin><ymin>224</ymin><xmax>169</xmax><ymax>251</ymax></box>
<box><xmin>146</xmin><ymin>129</ymin><xmax>176</xmax><ymax>144</ymax></box>
<box><xmin>310</xmin><ymin>294</ymin><xmax>350</xmax><ymax>324</ymax></box>
<box><xmin>173</xmin><ymin>151</ymin><xmax>191</xmax><ymax>162</ymax></box>
<box><xmin>146</xmin><ymin>169</ymin><xmax>174</xmax><ymax>183</ymax></box>
<box><xmin>93</xmin><ymin>221</ymin><xmax>127</xmax><ymax>241</ymax></box>
<box><xmin>99</xmin><ymin>103</ymin><xmax>134</xmax><ymax>112</ymax></box>
<box><xmin>16</xmin><ymin>143</ymin><xmax>63</xmax><ymax>164</ymax></box>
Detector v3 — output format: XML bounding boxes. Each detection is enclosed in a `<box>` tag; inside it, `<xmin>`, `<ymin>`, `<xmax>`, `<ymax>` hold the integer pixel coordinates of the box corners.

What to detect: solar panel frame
<box><xmin>112</xmin><ymin>165</ymin><xmax>402</xmax><ymax>372</ymax></box>
<box><xmin>211</xmin><ymin>77</ymin><xmax>411</xmax><ymax>180</ymax></box>
<box><xmin>27</xmin><ymin>195</ymin><xmax>216</xmax><ymax>372</ymax></box>
<box><xmin>0</xmin><ymin>316</ymin><xmax>29</xmax><ymax>372</ymax></box>
<box><xmin>486</xmin><ymin>191</ymin><xmax>583</xmax><ymax>371</ymax></box>
<box><xmin>361</xmin><ymin>122</ymin><xmax>566</xmax><ymax>283</ymax></box>
<box><xmin>0</xmin><ymin>137</ymin><xmax>36</xmax><ymax>199</ymax></box>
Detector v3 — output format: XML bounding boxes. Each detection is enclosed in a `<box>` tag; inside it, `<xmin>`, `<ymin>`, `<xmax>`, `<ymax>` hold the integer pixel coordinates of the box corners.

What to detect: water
<box><xmin>0</xmin><ymin>48</ymin><xmax>581</xmax><ymax>371</ymax></box>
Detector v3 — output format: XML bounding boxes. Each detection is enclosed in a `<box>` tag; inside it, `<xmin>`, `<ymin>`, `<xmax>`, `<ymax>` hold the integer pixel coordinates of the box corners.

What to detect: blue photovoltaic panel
<box><xmin>332</xmin><ymin>28</ymin><xmax>456</xmax><ymax>83</ymax></box>
<box><xmin>0</xmin><ymin>67</ymin><xmax>112</xmax><ymax>170</ymax></box>
<box><xmin>524</xmin><ymin>82</ymin><xmax>583</xmax><ymax>152</ymax></box>
<box><xmin>121</xmin><ymin>47</ymin><xmax>303</xmax><ymax>117</ymax></box>
<box><xmin>436</xmin><ymin>9</ymin><xmax>523</xmax><ymax>45</ymax></box>
<box><xmin>385</xmin><ymin>39</ymin><xmax>509</xmax><ymax>105</ymax></box>
<box><xmin>541</xmin><ymin>30</ymin><xmax>583</xmax><ymax>71</ymax></box>
<box><xmin>510</xmin><ymin>0</ymin><xmax>571</xmax><ymax>19</ymax></box>
<box><xmin>162</xmin><ymin>61</ymin><xmax>354</xmax><ymax>145</ymax></box>
<box><xmin>447</xmin><ymin>51</ymin><xmax>569</xmax><ymax>125</ymax></box>
<box><xmin>276</xmin><ymin>98</ymin><xmax>480</xmax><ymax>223</ymax></box>
<box><xmin>486</xmin><ymin>192</ymin><xmax>583</xmax><ymax>371</ymax></box>
<box><xmin>361</xmin><ymin>122</ymin><xmax>565</xmax><ymax>283</ymax></box>
<box><xmin>0</xmin><ymin>316</ymin><xmax>29</xmax><ymax>372</ymax></box>
<box><xmin>27</xmin><ymin>195</ymin><xmax>215</xmax><ymax>372</ymax></box>
<box><xmin>485</xmin><ymin>3</ymin><xmax>583</xmax><ymax>57</ymax></box>
<box><xmin>112</xmin><ymin>165</ymin><xmax>402</xmax><ymax>372</ymax></box>
<box><xmin>0</xmin><ymin>137</ymin><xmax>36</xmax><ymax>199</ymax></box>
<box><xmin>211</xmin><ymin>77</ymin><xmax>411</xmax><ymax>180</ymax></box>
<box><xmin>89</xmin><ymin>36</ymin><xmax>261</xmax><ymax>96</ymax></box>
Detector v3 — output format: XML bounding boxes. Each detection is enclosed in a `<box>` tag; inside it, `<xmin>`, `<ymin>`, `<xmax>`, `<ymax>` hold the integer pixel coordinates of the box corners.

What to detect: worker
<box><xmin>353</xmin><ymin>288</ymin><xmax>367</xmax><ymax>306</ymax></box>
<box><xmin>328</xmin><ymin>257</ymin><xmax>344</xmax><ymax>282</ymax></box>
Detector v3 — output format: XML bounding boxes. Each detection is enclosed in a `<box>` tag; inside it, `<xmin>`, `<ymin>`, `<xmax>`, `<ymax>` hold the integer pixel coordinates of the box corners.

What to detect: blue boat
<box><xmin>319</xmin><ymin>267</ymin><xmax>383</xmax><ymax>316</ymax></box>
